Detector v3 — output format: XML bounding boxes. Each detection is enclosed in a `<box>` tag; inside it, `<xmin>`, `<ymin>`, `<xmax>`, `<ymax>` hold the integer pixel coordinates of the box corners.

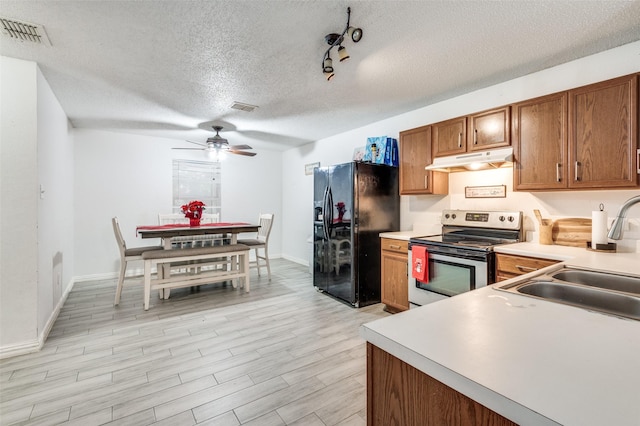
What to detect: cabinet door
<box><xmin>432</xmin><ymin>117</ymin><xmax>466</xmax><ymax>157</ymax></box>
<box><xmin>568</xmin><ymin>74</ymin><xmax>638</xmax><ymax>189</ymax></box>
<box><xmin>513</xmin><ymin>93</ymin><xmax>568</xmax><ymax>190</ymax></box>
<box><xmin>495</xmin><ymin>253</ymin><xmax>559</xmax><ymax>282</ymax></box>
<box><xmin>468</xmin><ymin>106</ymin><xmax>511</xmax><ymax>151</ymax></box>
<box><xmin>367</xmin><ymin>343</ymin><xmax>517</xmax><ymax>426</ymax></box>
<box><xmin>399</xmin><ymin>126</ymin><xmax>448</xmax><ymax>195</ymax></box>
<box><xmin>381</xmin><ymin>248</ymin><xmax>409</xmax><ymax>312</ymax></box>
<box><xmin>381</xmin><ymin>239</ymin><xmax>409</xmax><ymax>312</ymax></box>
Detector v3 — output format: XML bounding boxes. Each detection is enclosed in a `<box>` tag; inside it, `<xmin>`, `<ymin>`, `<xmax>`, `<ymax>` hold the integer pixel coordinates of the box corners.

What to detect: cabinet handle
<box><xmin>458</xmin><ymin>133</ymin><xmax>462</xmax><ymax>148</ymax></box>
<box><xmin>424</xmin><ymin>174</ymin><xmax>429</xmax><ymax>188</ymax></box>
<box><xmin>574</xmin><ymin>161</ymin><xmax>581</xmax><ymax>181</ymax></box>
<box><xmin>389</xmin><ymin>244</ymin><xmax>401</xmax><ymax>249</ymax></box>
<box><xmin>516</xmin><ymin>265</ymin><xmax>537</xmax><ymax>272</ymax></box>
<box><xmin>474</xmin><ymin>129</ymin><xmax>478</xmax><ymax>145</ymax></box>
<box><xmin>556</xmin><ymin>163</ymin><xmax>561</xmax><ymax>182</ymax></box>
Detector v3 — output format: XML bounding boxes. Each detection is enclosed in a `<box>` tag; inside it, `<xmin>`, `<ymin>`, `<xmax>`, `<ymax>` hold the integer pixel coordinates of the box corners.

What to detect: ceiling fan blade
<box><xmin>229</xmin><ymin>144</ymin><xmax>253</xmax><ymax>150</ymax></box>
<box><xmin>185</xmin><ymin>139</ymin><xmax>207</xmax><ymax>147</ymax></box>
<box><xmin>229</xmin><ymin>150</ymin><xmax>257</xmax><ymax>157</ymax></box>
<box><xmin>172</xmin><ymin>147</ymin><xmax>205</xmax><ymax>150</ymax></box>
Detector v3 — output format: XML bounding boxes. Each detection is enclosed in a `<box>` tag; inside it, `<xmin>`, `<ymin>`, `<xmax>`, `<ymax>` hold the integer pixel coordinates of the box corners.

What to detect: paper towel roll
<box><xmin>591</xmin><ymin>210</ymin><xmax>608</xmax><ymax>245</ymax></box>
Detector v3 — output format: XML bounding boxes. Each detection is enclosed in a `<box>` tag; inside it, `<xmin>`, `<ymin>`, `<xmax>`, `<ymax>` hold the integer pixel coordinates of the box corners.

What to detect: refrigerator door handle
<box><xmin>322</xmin><ymin>186</ymin><xmax>330</xmax><ymax>240</ymax></box>
<box><xmin>326</xmin><ymin>188</ymin><xmax>333</xmax><ymax>240</ymax></box>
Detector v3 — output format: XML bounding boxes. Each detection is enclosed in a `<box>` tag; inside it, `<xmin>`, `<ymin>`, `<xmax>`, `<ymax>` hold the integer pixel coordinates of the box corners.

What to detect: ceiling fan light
<box><xmin>206</xmin><ymin>148</ymin><xmax>227</xmax><ymax>161</ymax></box>
<box><xmin>338</xmin><ymin>45</ymin><xmax>349</xmax><ymax>62</ymax></box>
<box><xmin>323</xmin><ymin>57</ymin><xmax>334</xmax><ymax>73</ymax></box>
<box><xmin>348</xmin><ymin>26</ymin><xmax>363</xmax><ymax>43</ymax></box>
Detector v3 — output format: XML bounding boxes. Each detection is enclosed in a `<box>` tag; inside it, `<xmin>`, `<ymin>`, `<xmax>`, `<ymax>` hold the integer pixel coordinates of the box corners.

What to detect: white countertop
<box><xmin>361</xmin><ymin>242</ymin><xmax>640</xmax><ymax>425</ymax></box>
<box><xmin>379</xmin><ymin>230</ymin><xmax>438</xmax><ymax>241</ymax></box>
<box><xmin>495</xmin><ymin>241</ymin><xmax>640</xmax><ymax>276</ymax></box>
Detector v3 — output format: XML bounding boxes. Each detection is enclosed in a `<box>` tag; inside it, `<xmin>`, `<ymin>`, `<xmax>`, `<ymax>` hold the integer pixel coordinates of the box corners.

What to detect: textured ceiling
<box><xmin>1</xmin><ymin>0</ymin><xmax>640</xmax><ymax>151</ymax></box>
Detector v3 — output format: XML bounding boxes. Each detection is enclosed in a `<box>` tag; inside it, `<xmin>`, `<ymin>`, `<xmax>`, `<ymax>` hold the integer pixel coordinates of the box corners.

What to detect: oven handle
<box><xmin>409</xmin><ymin>244</ymin><xmax>491</xmax><ymax>263</ymax></box>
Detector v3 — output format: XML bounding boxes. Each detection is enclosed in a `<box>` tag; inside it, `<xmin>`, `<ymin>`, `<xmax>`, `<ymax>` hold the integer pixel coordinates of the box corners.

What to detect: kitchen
<box><xmin>303</xmin><ymin>44</ymin><xmax>640</xmax><ymax>424</ymax></box>
<box><xmin>2</xmin><ymin>3</ymin><xmax>640</xmax><ymax>424</ymax></box>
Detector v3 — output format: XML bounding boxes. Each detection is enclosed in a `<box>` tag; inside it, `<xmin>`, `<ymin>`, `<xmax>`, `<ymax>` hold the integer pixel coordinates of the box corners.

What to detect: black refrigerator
<box><xmin>313</xmin><ymin>162</ymin><xmax>400</xmax><ymax>307</ymax></box>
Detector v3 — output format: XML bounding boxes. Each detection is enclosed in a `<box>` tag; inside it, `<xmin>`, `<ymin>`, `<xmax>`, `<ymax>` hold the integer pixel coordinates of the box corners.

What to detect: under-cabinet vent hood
<box><xmin>425</xmin><ymin>147</ymin><xmax>513</xmax><ymax>172</ymax></box>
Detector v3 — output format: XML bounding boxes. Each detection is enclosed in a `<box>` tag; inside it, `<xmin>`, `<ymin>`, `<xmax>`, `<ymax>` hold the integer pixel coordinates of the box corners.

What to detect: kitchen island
<box><xmin>361</xmin><ymin>246</ymin><xmax>640</xmax><ymax>425</ymax></box>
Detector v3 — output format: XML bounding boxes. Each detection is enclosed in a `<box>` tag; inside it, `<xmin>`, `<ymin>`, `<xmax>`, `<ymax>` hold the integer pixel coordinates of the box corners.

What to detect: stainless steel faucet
<box><xmin>607</xmin><ymin>194</ymin><xmax>640</xmax><ymax>240</ymax></box>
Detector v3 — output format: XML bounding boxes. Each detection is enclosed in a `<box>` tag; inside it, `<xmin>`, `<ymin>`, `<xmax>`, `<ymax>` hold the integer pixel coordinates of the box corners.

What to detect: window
<box><xmin>172</xmin><ymin>160</ymin><xmax>221</xmax><ymax>217</ymax></box>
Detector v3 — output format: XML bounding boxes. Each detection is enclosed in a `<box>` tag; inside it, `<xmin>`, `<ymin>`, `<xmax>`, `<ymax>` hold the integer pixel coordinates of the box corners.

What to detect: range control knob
<box><xmin>444</xmin><ymin>213</ymin><xmax>450</xmax><ymax>219</ymax></box>
<box><xmin>507</xmin><ymin>216</ymin><xmax>514</xmax><ymax>222</ymax></box>
<box><xmin>451</xmin><ymin>214</ymin><xmax>457</xmax><ymax>219</ymax></box>
<box><xmin>499</xmin><ymin>215</ymin><xmax>506</xmax><ymax>222</ymax></box>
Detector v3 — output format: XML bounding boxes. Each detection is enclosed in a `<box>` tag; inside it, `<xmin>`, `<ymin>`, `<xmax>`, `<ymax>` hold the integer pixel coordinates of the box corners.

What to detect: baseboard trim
<box><xmin>281</xmin><ymin>254</ymin><xmax>308</xmax><ymax>267</ymax></box>
<box><xmin>0</xmin><ymin>277</ymin><xmax>77</xmax><ymax>360</ymax></box>
<box><xmin>0</xmin><ymin>339</ymin><xmax>41</xmax><ymax>360</ymax></box>
<box><xmin>38</xmin><ymin>277</ymin><xmax>74</xmax><ymax>348</ymax></box>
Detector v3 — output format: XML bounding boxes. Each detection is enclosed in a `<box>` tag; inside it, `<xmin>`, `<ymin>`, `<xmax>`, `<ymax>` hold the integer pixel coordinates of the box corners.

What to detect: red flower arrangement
<box><xmin>181</xmin><ymin>200</ymin><xmax>205</xmax><ymax>226</ymax></box>
<box><xmin>336</xmin><ymin>201</ymin><xmax>346</xmax><ymax>221</ymax></box>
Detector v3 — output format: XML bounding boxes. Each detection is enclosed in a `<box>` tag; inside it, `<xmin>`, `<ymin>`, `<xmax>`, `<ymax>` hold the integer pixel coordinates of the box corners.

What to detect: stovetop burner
<box><xmin>410</xmin><ymin>209</ymin><xmax>523</xmax><ymax>252</ymax></box>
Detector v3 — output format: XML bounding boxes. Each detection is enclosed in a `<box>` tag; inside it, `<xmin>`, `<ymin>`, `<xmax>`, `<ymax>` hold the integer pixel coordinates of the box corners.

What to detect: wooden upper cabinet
<box><xmin>432</xmin><ymin>117</ymin><xmax>466</xmax><ymax>157</ymax></box>
<box><xmin>433</xmin><ymin>107</ymin><xmax>510</xmax><ymax>158</ymax></box>
<box><xmin>513</xmin><ymin>92</ymin><xmax>568</xmax><ymax>190</ymax></box>
<box><xmin>399</xmin><ymin>125</ymin><xmax>448</xmax><ymax>195</ymax></box>
<box><xmin>468</xmin><ymin>106</ymin><xmax>511</xmax><ymax>151</ymax></box>
<box><xmin>568</xmin><ymin>74</ymin><xmax>638</xmax><ymax>189</ymax></box>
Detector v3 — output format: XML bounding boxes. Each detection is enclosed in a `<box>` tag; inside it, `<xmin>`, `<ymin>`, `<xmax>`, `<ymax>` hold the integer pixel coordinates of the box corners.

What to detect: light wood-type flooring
<box><xmin>0</xmin><ymin>259</ymin><xmax>389</xmax><ymax>425</ymax></box>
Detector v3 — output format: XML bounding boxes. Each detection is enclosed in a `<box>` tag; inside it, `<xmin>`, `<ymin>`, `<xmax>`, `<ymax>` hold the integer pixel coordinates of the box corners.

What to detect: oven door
<box><xmin>408</xmin><ymin>248</ymin><xmax>490</xmax><ymax>307</ymax></box>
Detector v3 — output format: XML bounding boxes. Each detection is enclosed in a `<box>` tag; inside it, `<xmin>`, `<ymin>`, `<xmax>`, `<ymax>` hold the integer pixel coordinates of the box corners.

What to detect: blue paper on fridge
<box><xmin>363</xmin><ymin>136</ymin><xmax>399</xmax><ymax>166</ymax></box>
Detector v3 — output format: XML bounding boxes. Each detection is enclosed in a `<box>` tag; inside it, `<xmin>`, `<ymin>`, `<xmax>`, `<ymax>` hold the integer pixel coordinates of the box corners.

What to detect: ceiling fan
<box><xmin>173</xmin><ymin>126</ymin><xmax>256</xmax><ymax>157</ymax></box>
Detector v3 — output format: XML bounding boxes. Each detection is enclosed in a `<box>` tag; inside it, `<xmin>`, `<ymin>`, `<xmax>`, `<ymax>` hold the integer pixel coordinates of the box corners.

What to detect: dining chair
<box><xmin>237</xmin><ymin>213</ymin><xmax>274</xmax><ymax>281</ymax></box>
<box><xmin>112</xmin><ymin>217</ymin><xmax>163</xmax><ymax>305</ymax></box>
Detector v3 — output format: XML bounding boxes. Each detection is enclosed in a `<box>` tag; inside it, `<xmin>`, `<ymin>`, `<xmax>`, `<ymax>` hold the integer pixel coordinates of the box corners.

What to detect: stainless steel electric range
<box><xmin>408</xmin><ymin>209</ymin><xmax>523</xmax><ymax>307</ymax></box>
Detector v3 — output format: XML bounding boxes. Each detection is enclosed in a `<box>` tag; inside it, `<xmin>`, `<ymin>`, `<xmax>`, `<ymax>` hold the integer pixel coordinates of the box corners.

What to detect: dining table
<box><xmin>136</xmin><ymin>222</ymin><xmax>260</xmax><ymax>248</ymax></box>
<box><xmin>135</xmin><ymin>222</ymin><xmax>260</xmax><ymax>300</ymax></box>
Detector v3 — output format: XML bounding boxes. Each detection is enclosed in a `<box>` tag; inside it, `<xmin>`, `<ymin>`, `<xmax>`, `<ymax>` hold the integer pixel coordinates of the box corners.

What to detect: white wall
<box><xmin>282</xmin><ymin>41</ymin><xmax>640</xmax><ymax>260</ymax></box>
<box><xmin>0</xmin><ymin>56</ymin><xmax>39</xmax><ymax>352</ymax></box>
<box><xmin>36</xmin><ymin>68</ymin><xmax>75</xmax><ymax>339</ymax></box>
<box><xmin>1</xmin><ymin>57</ymin><xmax>74</xmax><ymax>357</ymax></box>
<box><xmin>73</xmin><ymin>129</ymin><xmax>282</xmax><ymax>279</ymax></box>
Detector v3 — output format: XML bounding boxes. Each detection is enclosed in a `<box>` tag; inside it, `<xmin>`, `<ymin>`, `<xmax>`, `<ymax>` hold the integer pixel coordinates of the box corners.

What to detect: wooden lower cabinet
<box><xmin>367</xmin><ymin>343</ymin><xmax>516</xmax><ymax>426</ymax></box>
<box><xmin>380</xmin><ymin>238</ymin><xmax>409</xmax><ymax>313</ymax></box>
<box><xmin>495</xmin><ymin>253</ymin><xmax>560</xmax><ymax>282</ymax></box>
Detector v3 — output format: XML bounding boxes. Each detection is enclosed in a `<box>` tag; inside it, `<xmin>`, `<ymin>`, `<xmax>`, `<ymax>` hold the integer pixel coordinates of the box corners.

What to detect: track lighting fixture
<box><xmin>321</xmin><ymin>7</ymin><xmax>362</xmax><ymax>80</ymax></box>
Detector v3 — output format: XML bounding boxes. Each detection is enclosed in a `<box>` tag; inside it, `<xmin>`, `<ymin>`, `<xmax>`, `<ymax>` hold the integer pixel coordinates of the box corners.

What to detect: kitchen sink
<box><xmin>549</xmin><ymin>270</ymin><xmax>640</xmax><ymax>295</ymax></box>
<box><xmin>496</xmin><ymin>267</ymin><xmax>640</xmax><ymax>321</ymax></box>
<box><xmin>516</xmin><ymin>281</ymin><xmax>640</xmax><ymax>320</ymax></box>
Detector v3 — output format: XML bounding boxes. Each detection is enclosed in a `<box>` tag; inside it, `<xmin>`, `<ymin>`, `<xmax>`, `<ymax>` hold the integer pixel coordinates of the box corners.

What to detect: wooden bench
<box><xmin>141</xmin><ymin>244</ymin><xmax>250</xmax><ymax>310</ymax></box>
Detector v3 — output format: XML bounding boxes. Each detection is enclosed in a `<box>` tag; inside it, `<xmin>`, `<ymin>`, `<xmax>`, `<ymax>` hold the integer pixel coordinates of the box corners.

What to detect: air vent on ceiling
<box><xmin>0</xmin><ymin>17</ymin><xmax>51</xmax><ymax>46</ymax></box>
<box><xmin>230</xmin><ymin>101</ymin><xmax>258</xmax><ymax>112</ymax></box>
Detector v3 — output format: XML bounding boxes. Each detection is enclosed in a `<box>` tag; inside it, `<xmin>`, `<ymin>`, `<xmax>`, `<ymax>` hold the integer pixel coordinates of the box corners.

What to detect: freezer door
<box><xmin>313</xmin><ymin>166</ymin><xmax>331</xmax><ymax>291</ymax></box>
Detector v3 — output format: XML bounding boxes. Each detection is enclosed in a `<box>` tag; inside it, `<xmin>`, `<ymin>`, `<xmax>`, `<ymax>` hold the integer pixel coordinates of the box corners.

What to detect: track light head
<box><xmin>338</xmin><ymin>45</ymin><xmax>349</xmax><ymax>62</ymax></box>
<box><xmin>320</xmin><ymin>7</ymin><xmax>362</xmax><ymax>81</ymax></box>
<box><xmin>323</xmin><ymin>56</ymin><xmax>334</xmax><ymax>73</ymax></box>
<box><xmin>348</xmin><ymin>27</ymin><xmax>363</xmax><ymax>43</ymax></box>
<box><xmin>324</xmin><ymin>70</ymin><xmax>335</xmax><ymax>81</ymax></box>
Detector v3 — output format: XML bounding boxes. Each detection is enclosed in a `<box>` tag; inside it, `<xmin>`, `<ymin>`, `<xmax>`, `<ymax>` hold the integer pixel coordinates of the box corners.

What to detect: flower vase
<box><xmin>189</xmin><ymin>218</ymin><xmax>201</xmax><ymax>227</ymax></box>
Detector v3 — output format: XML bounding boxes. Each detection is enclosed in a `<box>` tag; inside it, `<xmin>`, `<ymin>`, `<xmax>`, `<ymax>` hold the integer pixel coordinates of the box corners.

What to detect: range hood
<box><xmin>425</xmin><ymin>147</ymin><xmax>513</xmax><ymax>172</ymax></box>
